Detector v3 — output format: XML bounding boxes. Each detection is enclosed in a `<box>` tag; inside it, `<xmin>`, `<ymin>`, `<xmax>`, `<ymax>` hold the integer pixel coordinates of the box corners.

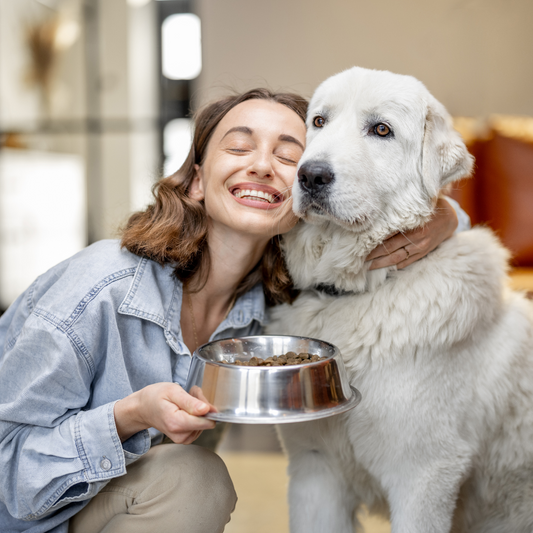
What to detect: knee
<box><xmin>142</xmin><ymin>444</ymin><xmax>237</xmax><ymax>513</ymax></box>
<box><xmin>177</xmin><ymin>445</ymin><xmax>236</xmax><ymax>502</ymax></box>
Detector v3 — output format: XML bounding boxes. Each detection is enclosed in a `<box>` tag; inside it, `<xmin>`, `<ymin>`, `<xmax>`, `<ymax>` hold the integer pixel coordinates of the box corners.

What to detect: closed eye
<box><xmin>277</xmin><ymin>155</ymin><xmax>297</xmax><ymax>164</ymax></box>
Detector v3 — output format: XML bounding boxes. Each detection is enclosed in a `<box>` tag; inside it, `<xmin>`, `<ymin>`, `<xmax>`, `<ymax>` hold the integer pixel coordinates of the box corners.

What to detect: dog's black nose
<box><xmin>298</xmin><ymin>162</ymin><xmax>335</xmax><ymax>192</ymax></box>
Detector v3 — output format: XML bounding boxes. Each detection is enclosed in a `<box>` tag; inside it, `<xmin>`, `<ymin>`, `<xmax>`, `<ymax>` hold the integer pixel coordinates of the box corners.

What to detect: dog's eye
<box><xmin>313</xmin><ymin>116</ymin><xmax>326</xmax><ymax>128</ymax></box>
<box><xmin>374</xmin><ymin>123</ymin><xmax>391</xmax><ymax>137</ymax></box>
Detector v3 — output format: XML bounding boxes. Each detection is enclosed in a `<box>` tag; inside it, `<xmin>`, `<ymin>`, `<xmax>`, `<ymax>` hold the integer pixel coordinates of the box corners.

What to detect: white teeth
<box><xmin>234</xmin><ymin>189</ymin><xmax>277</xmax><ymax>203</ymax></box>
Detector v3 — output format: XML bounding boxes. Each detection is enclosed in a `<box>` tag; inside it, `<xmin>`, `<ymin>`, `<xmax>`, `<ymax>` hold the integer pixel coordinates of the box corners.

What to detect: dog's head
<box><xmin>293</xmin><ymin>67</ymin><xmax>474</xmax><ymax>234</ymax></box>
<box><xmin>282</xmin><ymin>67</ymin><xmax>474</xmax><ymax>292</ymax></box>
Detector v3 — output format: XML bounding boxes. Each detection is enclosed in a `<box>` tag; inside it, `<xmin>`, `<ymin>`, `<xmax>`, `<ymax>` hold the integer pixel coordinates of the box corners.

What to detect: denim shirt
<box><xmin>445</xmin><ymin>196</ymin><xmax>471</xmax><ymax>234</ymax></box>
<box><xmin>0</xmin><ymin>240</ymin><xmax>265</xmax><ymax>533</ymax></box>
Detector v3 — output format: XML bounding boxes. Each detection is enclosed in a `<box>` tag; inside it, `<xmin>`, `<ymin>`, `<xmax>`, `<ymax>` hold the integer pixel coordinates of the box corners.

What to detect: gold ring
<box><xmin>404</xmin><ymin>246</ymin><xmax>410</xmax><ymax>259</ymax></box>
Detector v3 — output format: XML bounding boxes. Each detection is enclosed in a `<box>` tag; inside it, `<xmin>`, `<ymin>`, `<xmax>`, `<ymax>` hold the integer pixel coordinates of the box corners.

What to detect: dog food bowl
<box><xmin>185</xmin><ymin>335</ymin><xmax>361</xmax><ymax>424</ymax></box>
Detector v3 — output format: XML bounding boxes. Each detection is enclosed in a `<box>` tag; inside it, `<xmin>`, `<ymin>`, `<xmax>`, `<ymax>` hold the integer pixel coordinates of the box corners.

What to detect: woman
<box><xmin>0</xmin><ymin>88</ymin><xmax>468</xmax><ymax>533</ymax></box>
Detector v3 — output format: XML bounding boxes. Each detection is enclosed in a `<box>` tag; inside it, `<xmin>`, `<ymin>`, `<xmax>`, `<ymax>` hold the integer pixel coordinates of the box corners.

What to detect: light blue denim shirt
<box><xmin>445</xmin><ymin>196</ymin><xmax>471</xmax><ymax>234</ymax></box>
<box><xmin>0</xmin><ymin>240</ymin><xmax>265</xmax><ymax>533</ymax></box>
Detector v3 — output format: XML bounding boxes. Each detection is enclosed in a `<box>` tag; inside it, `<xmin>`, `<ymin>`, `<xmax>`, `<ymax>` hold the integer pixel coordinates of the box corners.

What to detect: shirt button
<box><xmin>100</xmin><ymin>457</ymin><xmax>112</xmax><ymax>471</ymax></box>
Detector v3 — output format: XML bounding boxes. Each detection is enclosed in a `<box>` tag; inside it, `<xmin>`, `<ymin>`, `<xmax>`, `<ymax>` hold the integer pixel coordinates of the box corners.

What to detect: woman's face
<box><xmin>190</xmin><ymin>99</ymin><xmax>306</xmax><ymax>240</ymax></box>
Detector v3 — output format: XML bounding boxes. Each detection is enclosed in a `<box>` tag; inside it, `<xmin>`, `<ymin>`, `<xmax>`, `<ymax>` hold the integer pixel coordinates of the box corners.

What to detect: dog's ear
<box><xmin>422</xmin><ymin>97</ymin><xmax>474</xmax><ymax>198</ymax></box>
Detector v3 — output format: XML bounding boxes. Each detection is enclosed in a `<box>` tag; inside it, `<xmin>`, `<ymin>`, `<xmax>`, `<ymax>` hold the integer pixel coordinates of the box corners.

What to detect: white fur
<box><xmin>267</xmin><ymin>67</ymin><xmax>533</xmax><ymax>533</ymax></box>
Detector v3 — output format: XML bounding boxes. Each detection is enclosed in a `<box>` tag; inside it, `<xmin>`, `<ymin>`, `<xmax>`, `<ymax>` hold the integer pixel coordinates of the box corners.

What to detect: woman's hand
<box><xmin>366</xmin><ymin>197</ymin><xmax>458</xmax><ymax>270</ymax></box>
<box><xmin>114</xmin><ymin>382</ymin><xmax>216</xmax><ymax>444</ymax></box>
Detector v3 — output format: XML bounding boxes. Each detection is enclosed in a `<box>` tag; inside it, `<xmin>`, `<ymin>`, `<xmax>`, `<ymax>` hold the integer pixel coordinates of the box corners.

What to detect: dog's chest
<box><xmin>267</xmin><ymin>288</ymin><xmax>423</xmax><ymax>374</ymax></box>
<box><xmin>267</xmin><ymin>287</ymin><xmax>475</xmax><ymax>476</ymax></box>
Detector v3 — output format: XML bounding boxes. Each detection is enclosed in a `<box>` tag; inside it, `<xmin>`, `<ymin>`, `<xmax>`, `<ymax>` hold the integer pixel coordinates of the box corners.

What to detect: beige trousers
<box><xmin>69</xmin><ymin>444</ymin><xmax>237</xmax><ymax>533</ymax></box>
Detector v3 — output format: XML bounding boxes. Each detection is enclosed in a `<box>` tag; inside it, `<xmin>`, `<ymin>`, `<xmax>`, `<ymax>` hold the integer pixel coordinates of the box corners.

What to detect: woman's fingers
<box><xmin>163</xmin><ymin>384</ymin><xmax>216</xmax><ymax>435</ymax></box>
<box><xmin>189</xmin><ymin>385</ymin><xmax>218</xmax><ymax>413</ymax></box>
<box><xmin>368</xmin><ymin>243</ymin><xmax>412</xmax><ymax>270</ymax></box>
<box><xmin>115</xmin><ymin>383</ymin><xmax>216</xmax><ymax>445</ymax></box>
<box><xmin>365</xmin><ymin>232</ymin><xmax>405</xmax><ymax>261</ymax></box>
<box><xmin>162</xmin><ymin>409</ymin><xmax>215</xmax><ymax>443</ymax></box>
<box><xmin>132</xmin><ymin>383</ymin><xmax>215</xmax><ymax>444</ymax></box>
<box><xmin>366</xmin><ymin>197</ymin><xmax>459</xmax><ymax>270</ymax></box>
<box><xmin>167</xmin><ymin>428</ymin><xmax>204</xmax><ymax>446</ymax></box>
<box><xmin>181</xmin><ymin>430</ymin><xmax>203</xmax><ymax>446</ymax></box>
<box><xmin>396</xmin><ymin>251</ymin><xmax>424</xmax><ymax>270</ymax></box>
<box><xmin>163</xmin><ymin>407</ymin><xmax>215</xmax><ymax>432</ymax></box>
<box><xmin>368</xmin><ymin>230</ymin><xmax>431</xmax><ymax>270</ymax></box>
<box><xmin>166</xmin><ymin>383</ymin><xmax>211</xmax><ymax>416</ymax></box>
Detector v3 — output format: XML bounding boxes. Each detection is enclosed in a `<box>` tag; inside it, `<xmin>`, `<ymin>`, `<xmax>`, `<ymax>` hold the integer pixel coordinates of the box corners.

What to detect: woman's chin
<box><xmin>239</xmin><ymin>217</ymin><xmax>296</xmax><ymax>238</ymax></box>
<box><xmin>213</xmin><ymin>211</ymin><xmax>297</xmax><ymax>240</ymax></box>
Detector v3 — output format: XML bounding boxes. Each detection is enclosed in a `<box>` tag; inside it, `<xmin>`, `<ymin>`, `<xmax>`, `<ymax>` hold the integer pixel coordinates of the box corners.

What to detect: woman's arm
<box><xmin>0</xmin><ymin>314</ymin><xmax>131</xmax><ymax>521</ymax></box>
<box><xmin>0</xmin><ymin>304</ymin><xmax>216</xmax><ymax>524</ymax></box>
<box><xmin>0</xmin><ymin>316</ymin><xmax>215</xmax><ymax>523</ymax></box>
<box><xmin>366</xmin><ymin>196</ymin><xmax>470</xmax><ymax>270</ymax></box>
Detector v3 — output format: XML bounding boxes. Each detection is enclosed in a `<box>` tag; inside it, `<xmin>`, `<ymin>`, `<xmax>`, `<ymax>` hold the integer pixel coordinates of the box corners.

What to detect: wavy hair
<box><xmin>121</xmin><ymin>88</ymin><xmax>308</xmax><ymax>305</ymax></box>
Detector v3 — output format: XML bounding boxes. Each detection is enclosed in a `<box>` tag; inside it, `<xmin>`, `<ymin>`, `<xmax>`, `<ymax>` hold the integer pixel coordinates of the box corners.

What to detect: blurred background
<box><xmin>0</xmin><ymin>1</ymin><xmax>532</xmax><ymax>531</ymax></box>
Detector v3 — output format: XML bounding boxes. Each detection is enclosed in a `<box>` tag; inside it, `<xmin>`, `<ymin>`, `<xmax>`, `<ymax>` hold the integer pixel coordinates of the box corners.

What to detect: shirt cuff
<box><xmin>123</xmin><ymin>429</ymin><xmax>152</xmax><ymax>465</ymax></box>
<box><xmin>75</xmin><ymin>401</ymin><xmax>151</xmax><ymax>482</ymax></box>
<box><xmin>45</xmin><ymin>404</ymin><xmax>150</xmax><ymax>516</ymax></box>
<box><xmin>441</xmin><ymin>195</ymin><xmax>471</xmax><ymax>233</ymax></box>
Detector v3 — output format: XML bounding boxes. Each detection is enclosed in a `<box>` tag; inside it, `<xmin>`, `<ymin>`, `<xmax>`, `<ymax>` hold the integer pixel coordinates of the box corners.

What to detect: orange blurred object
<box><xmin>450</xmin><ymin>116</ymin><xmax>533</xmax><ymax>267</ymax></box>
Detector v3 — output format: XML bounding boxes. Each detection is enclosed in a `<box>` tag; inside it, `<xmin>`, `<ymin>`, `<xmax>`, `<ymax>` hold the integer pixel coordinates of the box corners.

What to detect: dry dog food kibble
<box><xmin>220</xmin><ymin>351</ymin><xmax>328</xmax><ymax>366</ymax></box>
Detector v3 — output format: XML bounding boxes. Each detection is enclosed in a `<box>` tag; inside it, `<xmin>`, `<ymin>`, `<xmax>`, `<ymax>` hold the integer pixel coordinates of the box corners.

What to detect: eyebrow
<box><xmin>222</xmin><ymin>127</ymin><xmax>304</xmax><ymax>151</ymax></box>
<box><xmin>222</xmin><ymin>126</ymin><xmax>253</xmax><ymax>139</ymax></box>
<box><xmin>279</xmin><ymin>134</ymin><xmax>304</xmax><ymax>151</ymax></box>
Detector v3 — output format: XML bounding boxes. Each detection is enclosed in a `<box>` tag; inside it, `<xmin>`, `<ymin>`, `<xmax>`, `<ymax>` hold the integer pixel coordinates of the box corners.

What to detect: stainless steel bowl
<box><xmin>185</xmin><ymin>335</ymin><xmax>361</xmax><ymax>424</ymax></box>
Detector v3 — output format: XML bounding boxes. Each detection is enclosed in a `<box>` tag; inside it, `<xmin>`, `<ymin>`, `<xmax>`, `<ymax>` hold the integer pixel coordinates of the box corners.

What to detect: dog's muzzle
<box><xmin>297</xmin><ymin>161</ymin><xmax>335</xmax><ymax>195</ymax></box>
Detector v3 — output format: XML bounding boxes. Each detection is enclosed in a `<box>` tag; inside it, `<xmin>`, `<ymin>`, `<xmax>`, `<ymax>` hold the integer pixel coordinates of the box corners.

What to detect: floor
<box><xmin>214</xmin><ymin>269</ymin><xmax>533</xmax><ymax>533</ymax></box>
<box><xmin>219</xmin><ymin>452</ymin><xmax>390</xmax><ymax>533</ymax></box>
<box><xmin>217</xmin><ymin>424</ymin><xmax>390</xmax><ymax>533</ymax></box>
<box><xmin>508</xmin><ymin>267</ymin><xmax>533</xmax><ymax>295</ymax></box>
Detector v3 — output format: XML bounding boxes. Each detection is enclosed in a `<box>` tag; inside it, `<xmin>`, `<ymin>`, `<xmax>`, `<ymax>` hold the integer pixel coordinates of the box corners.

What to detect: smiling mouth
<box><xmin>230</xmin><ymin>185</ymin><xmax>283</xmax><ymax>205</ymax></box>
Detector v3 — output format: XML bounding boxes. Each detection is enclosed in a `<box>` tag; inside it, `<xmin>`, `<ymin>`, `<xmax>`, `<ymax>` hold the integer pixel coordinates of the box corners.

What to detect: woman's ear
<box><xmin>189</xmin><ymin>164</ymin><xmax>205</xmax><ymax>201</ymax></box>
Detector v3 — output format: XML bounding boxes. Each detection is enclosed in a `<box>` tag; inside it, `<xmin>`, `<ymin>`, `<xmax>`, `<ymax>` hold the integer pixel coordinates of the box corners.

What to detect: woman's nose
<box><xmin>248</xmin><ymin>151</ymin><xmax>274</xmax><ymax>179</ymax></box>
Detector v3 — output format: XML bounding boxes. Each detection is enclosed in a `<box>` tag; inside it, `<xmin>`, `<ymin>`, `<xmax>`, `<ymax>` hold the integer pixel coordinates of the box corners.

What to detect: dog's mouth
<box><xmin>307</xmin><ymin>205</ymin><xmax>328</xmax><ymax>216</ymax></box>
<box><xmin>294</xmin><ymin>189</ymin><xmax>331</xmax><ymax>217</ymax></box>
<box><xmin>296</xmin><ymin>201</ymin><xmax>330</xmax><ymax>221</ymax></box>
<box><xmin>298</xmin><ymin>200</ymin><xmax>370</xmax><ymax>231</ymax></box>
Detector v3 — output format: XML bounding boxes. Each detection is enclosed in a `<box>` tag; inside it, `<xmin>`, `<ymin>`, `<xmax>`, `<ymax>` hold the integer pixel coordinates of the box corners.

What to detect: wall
<box><xmin>0</xmin><ymin>0</ymin><xmax>159</xmax><ymax>243</ymax></box>
<box><xmin>195</xmin><ymin>0</ymin><xmax>533</xmax><ymax>117</ymax></box>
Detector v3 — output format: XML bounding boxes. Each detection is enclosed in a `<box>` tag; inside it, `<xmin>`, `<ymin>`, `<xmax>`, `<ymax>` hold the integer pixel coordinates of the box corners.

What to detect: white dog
<box><xmin>267</xmin><ymin>67</ymin><xmax>533</xmax><ymax>533</ymax></box>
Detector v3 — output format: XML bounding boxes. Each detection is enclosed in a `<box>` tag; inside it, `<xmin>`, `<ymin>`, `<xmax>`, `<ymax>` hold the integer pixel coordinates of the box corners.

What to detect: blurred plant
<box><xmin>25</xmin><ymin>8</ymin><xmax>79</xmax><ymax>117</ymax></box>
<box><xmin>26</xmin><ymin>15</ymin><xmax>60</xmax><ymax>115</ymax></box>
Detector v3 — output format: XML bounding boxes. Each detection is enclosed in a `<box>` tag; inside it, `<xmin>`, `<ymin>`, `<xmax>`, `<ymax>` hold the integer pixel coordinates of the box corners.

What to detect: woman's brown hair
<box><xmin>121</xmin><ymin>88</ymin><xmax>308</xmax><ymax>305</ymax></box>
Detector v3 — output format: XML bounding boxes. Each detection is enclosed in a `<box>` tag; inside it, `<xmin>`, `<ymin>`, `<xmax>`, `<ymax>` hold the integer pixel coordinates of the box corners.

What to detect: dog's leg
<box><xmin>287</xmin><ymin>449</ymin><xmax>357</xmax><ymax>533</ymax></box>
<box><xmin>386</xmin><ymin>457</ymin><xmax>469</xmax><ymax>533</ymax></box>
<box><xmin>279</xmin><ymin>420</ymin><xmax>359</xmax><ymax>533</ymax></box>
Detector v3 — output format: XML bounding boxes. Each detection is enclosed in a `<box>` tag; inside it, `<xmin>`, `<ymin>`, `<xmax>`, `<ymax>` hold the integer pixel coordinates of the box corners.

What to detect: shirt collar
<box><xmin>118</xmin><ymin>257</ymin><xmax>266</xmax><ymax>346</ymax></box>
<box><xmin>216</xmin><ymin>282</ymin><xmax>266</xmax><ymax>333</ymax></box>
<box><xmin>118</xmin><ymin>257</ymin><xmax>178</xmax><ymax>330</ymax></box>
